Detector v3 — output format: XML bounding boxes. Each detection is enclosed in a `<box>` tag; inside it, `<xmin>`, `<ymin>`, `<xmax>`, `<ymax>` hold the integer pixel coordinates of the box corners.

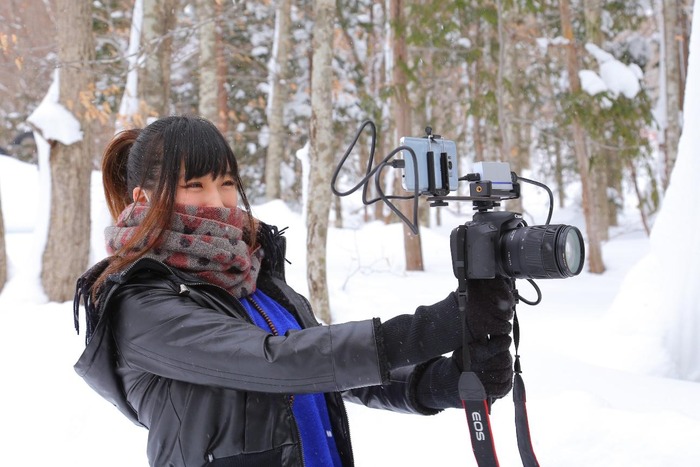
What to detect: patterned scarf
<box><xmin>105</xmin><ymin>203</ymin><xmax>264</xmax><ymax>298</ymax></box>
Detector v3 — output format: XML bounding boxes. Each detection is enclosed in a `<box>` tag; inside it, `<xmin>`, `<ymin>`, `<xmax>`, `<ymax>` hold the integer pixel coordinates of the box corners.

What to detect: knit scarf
<box><xmin>105</xmin><ymin>203</ymin><xmax>264</xmax><ymax>298</ymax></box>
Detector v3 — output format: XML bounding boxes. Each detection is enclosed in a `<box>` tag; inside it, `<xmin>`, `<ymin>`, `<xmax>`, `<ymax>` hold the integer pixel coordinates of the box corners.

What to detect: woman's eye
<box><xmin>183</xmin><ymin>182</ymin><xmax>202</xmax><ymax>189</ymax></box>
<box><xmin>222</xmin><ymin>179</ymin><xmax>236</xmax><ymax>186</ymax></box>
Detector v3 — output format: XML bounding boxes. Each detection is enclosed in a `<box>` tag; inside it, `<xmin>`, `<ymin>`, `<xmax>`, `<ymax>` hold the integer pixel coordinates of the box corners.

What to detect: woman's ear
<box><xmin>132</xmin><ymin>187</ymin><xmax>150</xmax><ymax>203</ymax></box>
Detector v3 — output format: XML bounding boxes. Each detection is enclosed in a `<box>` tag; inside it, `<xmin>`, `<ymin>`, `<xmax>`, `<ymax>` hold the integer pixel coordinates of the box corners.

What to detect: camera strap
<box><xmin>459</xmin><ymin>372</ymin><xmax>500</xmax><ymax>466</ymax></box>
<box><xmin>456</xmin><ymin>290</ymin><xmax>540</xmax><ymax>467</ymax></box>
<box><xmin>512</xmin><ymin>311</ymin><xmax>540</xmax><ymax>467</ymax></box>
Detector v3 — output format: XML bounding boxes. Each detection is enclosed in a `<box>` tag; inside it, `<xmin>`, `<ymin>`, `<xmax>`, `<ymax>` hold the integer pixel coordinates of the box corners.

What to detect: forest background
<box><xmin>0</xmin><ymin>1</ymin><xmax>695</xmax><ymax>368</ymax></box>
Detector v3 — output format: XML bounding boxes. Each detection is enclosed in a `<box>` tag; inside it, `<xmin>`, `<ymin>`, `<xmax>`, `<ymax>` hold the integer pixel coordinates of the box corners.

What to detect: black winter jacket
<box><xmin>74</xmin><ymin>232</ymin><xmax>436</xmax><ymax>467</ymax></box>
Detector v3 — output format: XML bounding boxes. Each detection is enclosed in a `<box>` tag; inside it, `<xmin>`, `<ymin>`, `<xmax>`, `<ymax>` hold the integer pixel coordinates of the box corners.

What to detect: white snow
<box><xmin>579</xmin><ymin>69</ymin><xmax>608</xmax><ymax>96</ymax></box>
<box><xmin>26</xmin><ymin>70</ymin><xmax>83</xmax><ymax>145</ymax></box>
<box><xmin>581</xmin><ymin>43</ymin><xmax>642</xmax><ymax>99</ymax></box>
<box><xmin>606</xmin><ymin>1</ymin><xmax>700</xmax><ymax>382</ymax></box>
<box><xmin>1</xmin><ymin>4</ymin><xmax>699</xmax><ymax>465</ymax></box>
<box><xmin>0</xmin><ymin>151</ymin><xmax>698</xmax><ymax>465</ymax></box>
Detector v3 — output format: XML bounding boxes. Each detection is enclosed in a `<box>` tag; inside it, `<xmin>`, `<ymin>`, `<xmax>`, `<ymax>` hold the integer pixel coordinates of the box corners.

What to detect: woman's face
<box><xmin>173</xmin><ymin>171</ymin><xmax>239</xmax><ymax>209</ymax></box>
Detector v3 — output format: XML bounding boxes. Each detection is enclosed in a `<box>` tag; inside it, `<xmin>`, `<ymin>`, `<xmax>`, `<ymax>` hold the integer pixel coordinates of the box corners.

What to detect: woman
<box><xmin>74</xmin><ymin>115</ymin><xmax>514</xmax><ymax>467</ymax></box>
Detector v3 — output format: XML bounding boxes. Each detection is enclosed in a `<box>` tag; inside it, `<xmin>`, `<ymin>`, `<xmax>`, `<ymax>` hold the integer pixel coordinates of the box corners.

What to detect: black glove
<box><xmin>381</xmin><ymin>278</ymin><xmax>515</xmax><ymax>371</ymax></box>
<box><xmin>458</xmin><ymin>334</ymin><xmax>514</xmax><ymax>400</ymax></box>
<box><xmin>461</xmin><ymin>278</ymin><xmax>516</xmax><ymax>401</ymax></box>
<box><xmin>381</xmin><ymin>292</ymin><xmax>461</xmax><ymax>370</ymax></box>
<box><xmin>414</xmin><ymin>356</ymin><xmax>462</xmax><ymax>410</ymax></box>
<box><xmin>414</xmin><ymin>335</ymin><xmax>514</xmax><ymax>410</ymax></box>
<box><xmin>464</xmin><ymin>278</ymin><xmax>515</xmax><ymax>341</ymax></box>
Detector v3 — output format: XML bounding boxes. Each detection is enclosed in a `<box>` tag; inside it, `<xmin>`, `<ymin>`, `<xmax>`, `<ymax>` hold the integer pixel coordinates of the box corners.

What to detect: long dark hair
<box><xmin>95</xmin><ymin>115</ymin><xmax>257</xmax><ymax>291</ymax></box>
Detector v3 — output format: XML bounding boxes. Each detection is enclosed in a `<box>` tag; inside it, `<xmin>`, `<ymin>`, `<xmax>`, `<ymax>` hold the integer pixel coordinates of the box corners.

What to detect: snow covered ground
<box><xmin>0</xmin><ymin>153</ymin><xmax>698</xmax><ymax>466</ymax></box>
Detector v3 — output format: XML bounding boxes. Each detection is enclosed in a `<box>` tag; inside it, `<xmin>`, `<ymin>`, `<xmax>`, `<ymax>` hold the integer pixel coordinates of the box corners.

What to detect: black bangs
<box><xmin>162</xmin><ymin>116</ymin><xmax>238</xmax><ymax>181</ymax></box>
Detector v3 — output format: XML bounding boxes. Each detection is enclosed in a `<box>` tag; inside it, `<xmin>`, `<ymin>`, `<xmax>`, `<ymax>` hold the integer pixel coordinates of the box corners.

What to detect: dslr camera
<box><xmin>400</xmin><ymin>129</ymin><xmax>585</xmax><ymax>281</ymax></box>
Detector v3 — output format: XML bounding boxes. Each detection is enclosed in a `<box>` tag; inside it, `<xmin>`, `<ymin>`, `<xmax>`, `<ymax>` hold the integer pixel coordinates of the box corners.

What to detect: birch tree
<box><xmin>307</xmin><ymin>0</ymin><xmax>334</xmax><ymax>323</ymax></box>
<box><xmin>118</xmin><ymin>0</ymin><xmax>144</xmax><ymax>128</ymax></box>
<box><xmin>139</xmin><ymin>0</ymin><xmax>176</xmax><ymax>119</ymax></box>
<box><xmin>265</xmin><ymin>0</ymin><xmax>292</xmax><ymax>200</ymax></box>
<box><xmin>41</xmin><ymin>0</ymin><xmax>95</xmax><ymax>301</ymax></box>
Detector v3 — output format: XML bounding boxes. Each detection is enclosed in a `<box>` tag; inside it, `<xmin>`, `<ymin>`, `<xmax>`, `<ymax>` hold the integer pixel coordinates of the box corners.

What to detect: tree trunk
<box><xmin>496</xmin><ymin>1</ymin><xmax>526</xmax><ymax>214</ymax></box>
<box><xmin>496</xmin><ymin>0</ymin><xmax>511</xmax><ymax>163</ymax></box>
<box><xmin>662</xmin><ymin>0</ymin><xmax>682</xmax><ymax>191</ymax></box>
<box><xmin>677</xmin><ymin>0</ymin><xmax>692</xmax><ymax>109</ymax></box>
<box><xmin>215</xmin><ymin>1</ymin><xmax>229</xmax><ymax>134</ymax></box>
<box><xmin>307</xmin><ymin>0</ymin><xmax>334</xmax><ymax>324</ymax></box>
<box><xmin>391</xmin><ymin>0</ymin><xmax>423</xmax><ymax>271</ymax></box>
<box><xmin>198</xmin><ymin>0</ymin><xmax>218</xmax><ymax>124</ymax></box>
<box><xmin>590</xmin><ymin>148</ymin><xmax>610</xmax><ymax>241</ymax></box>
<box><xmin>117</xmin><ymin>0</ymin><xmax>144</xmax><ymax>128</ymax></box>
<box><xmin>139</xmin><ymin>0</ymin><xmax>175</xmax><ymax>118</ymax></box>
<box><xmin>265</xmin><ymin>0</ymin><xmax>292</xmax><ymax>200</ymax></box>
<box><xmin>0</xmin><ymin>186</ymin><xmax>6</xmax><ymax>293</ymax></box>
<box><xmin>42</xmin><ymin>0</ymin><xmax>94</xmax><ymax>301</ymax></box>
<box><xmin>469</xmin><ymin>11</ymin><xmax>485</xmax><ymax>164</ymax></box>
<box><xmin>471</xmin><ymin>59</ymin><xmax>485</xmax><ymax>163</ymax></box>
<box><xmin>581</xmin><ymin>0</ymin><xmax>609</xmax><ymax>234</ymax></box>
<box><xmin>554</xmin><ymin>137</ymin><xmax>565</xmax><ymax>208</ymax></box>
<box><xmin>583</xmin><ymin>0</ymin><xmax>612</xmax><ymax>238</ymax></box>
<box><xmin>559</xmin><ymin>0</ymin><xmax>605</xmax><ymax>274</ymax></box>
<box><xmin>372</xmin><ymin>1</ymin><xmax>388</xmax><ymax>223</ymax></box>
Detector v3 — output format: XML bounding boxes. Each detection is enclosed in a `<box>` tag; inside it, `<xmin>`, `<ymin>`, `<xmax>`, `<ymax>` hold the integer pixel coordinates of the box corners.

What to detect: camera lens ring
<box><xmin>557</xmin><ymin>226</ymin><xmax>585</xmax><ymax>277</ymax></box>
<box><xmin>499</xmin><ymin>224</ymin><xmax>585</xmax><ymax>279</ymax></box>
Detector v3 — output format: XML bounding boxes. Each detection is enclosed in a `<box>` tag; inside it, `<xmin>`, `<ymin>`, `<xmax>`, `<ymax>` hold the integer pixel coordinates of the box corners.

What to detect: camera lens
<box><xmin>562</xmin><ymin>227</ymin><xmax>584</xmax><ymax>275</ymax></box>
<box><xmin>499</xmin><ymin>224</ymin><xmax>585</xmax><ymax>279</ymax></box>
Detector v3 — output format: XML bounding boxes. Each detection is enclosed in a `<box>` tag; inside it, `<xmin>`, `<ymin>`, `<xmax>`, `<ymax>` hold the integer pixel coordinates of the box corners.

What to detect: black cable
<box><xmin>513</xmin><ymin>176</ymin><xmax>554</xmax><ymax>307</ymax></box>
<box><xmin>373</xmin><ymin>148</ymin><xmax>420</xmax><ymax>234</ymax></box>
<box><xmin>515</xmin><ymin>279</ymin><xmax>542</xmax><ymax>306</ymax></box>
<box><xmin>516</xmin><ymin>175</ymin><xmax>554</xmax><ymax>225</ymax></box>
<box><xmin>330</xmin><ymin>120</ymin><xmax>422</xmax><ymax>234</ymax></box>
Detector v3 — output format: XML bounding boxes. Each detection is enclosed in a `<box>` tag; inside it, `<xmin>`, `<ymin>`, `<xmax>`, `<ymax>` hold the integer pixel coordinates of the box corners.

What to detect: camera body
<box><xmin>450</xmin><ymin>210</ymin><xmax>584</xmax><ymax>280</ymax></box>
<box><xmin>451</xmin><ymin>210</ymin><xmax>524</xmax><ymax>279</ymax></box>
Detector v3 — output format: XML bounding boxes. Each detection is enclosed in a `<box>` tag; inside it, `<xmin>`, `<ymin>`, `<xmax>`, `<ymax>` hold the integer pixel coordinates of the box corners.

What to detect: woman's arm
<box><xmin>341</xmin><ymin>363</ymin><xmax>441</xmax><ymax>416</ymax></box>
<box><xmin>110</xmin><ymin>281</ymin><xmax>387</xmax><ymax>394</ymax></box>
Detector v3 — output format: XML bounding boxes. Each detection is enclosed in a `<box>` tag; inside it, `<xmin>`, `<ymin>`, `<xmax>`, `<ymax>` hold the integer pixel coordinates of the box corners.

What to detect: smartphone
<box><xmin>400</xmin><ymin>136</ymin><xmax>459</xmax><ymax>195</ymax></box>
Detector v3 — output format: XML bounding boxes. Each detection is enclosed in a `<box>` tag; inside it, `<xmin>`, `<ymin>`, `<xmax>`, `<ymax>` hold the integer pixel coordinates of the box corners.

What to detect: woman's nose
<box><xmin>203</xmin><ymin>189</ymin><xmax>225</xmax><ymax>208</ymax></box>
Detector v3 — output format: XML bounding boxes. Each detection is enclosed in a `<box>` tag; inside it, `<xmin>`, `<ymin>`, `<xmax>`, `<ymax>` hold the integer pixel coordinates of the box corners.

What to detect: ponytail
<box><xmin>102</xmin><ymin>129</ymin><xmax>140</xmax><ymax>221</ymax></box>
